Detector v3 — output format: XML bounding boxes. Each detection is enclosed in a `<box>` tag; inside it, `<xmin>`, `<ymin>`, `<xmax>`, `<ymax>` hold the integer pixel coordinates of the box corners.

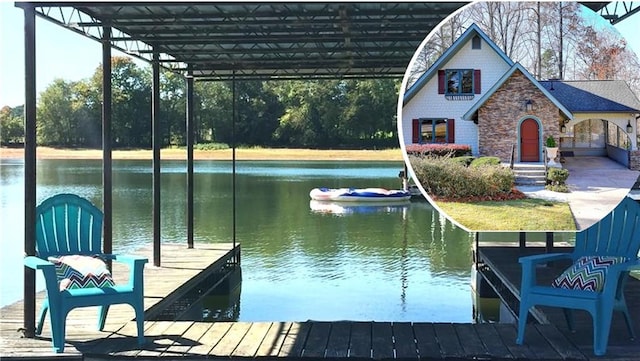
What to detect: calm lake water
<box><xmin>0</xmin><ymin>158</ymin><xmax>478</xmax><ymax>322</ymax></box>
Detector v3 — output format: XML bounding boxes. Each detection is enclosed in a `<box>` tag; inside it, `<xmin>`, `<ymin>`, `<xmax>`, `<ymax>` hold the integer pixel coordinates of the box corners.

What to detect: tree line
<box><xmin>0</xmin><ymin>57</ymin><xmax>400</xmax><ymax>149</ymax></box>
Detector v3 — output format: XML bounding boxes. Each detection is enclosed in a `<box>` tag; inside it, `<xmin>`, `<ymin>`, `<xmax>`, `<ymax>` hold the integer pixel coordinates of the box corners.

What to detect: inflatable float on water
<box><xmin>309</xmin><ymin>187</ymin><xmax>411</xmax><ymax>202</ymax></box>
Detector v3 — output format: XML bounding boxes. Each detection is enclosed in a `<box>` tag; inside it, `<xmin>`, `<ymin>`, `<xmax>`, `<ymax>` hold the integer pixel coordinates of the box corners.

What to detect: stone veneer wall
<box><xmin>630</xmin><ymin>150</ymin><xmax>640</xmax><ymax>171</ymax></box>
<box><xmin>477</xmin><ymin>70</ymin><xmax>561</xmax><ymax>162</ymax></box>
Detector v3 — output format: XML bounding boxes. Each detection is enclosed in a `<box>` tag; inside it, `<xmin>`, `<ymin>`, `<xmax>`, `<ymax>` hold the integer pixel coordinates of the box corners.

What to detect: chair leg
<box><xmin>134</xmin><ymin>302</ymin><xmax>145</xmax><ymax>345</ymax></box>
<box><xmin>35</xmin><ymin>300</ymin><xmax>49</xmax><ymax>336</ymax></box>
<box><xmin>49</xmin><ymin>307</ymin><xmax>66</xmax><ymax>353</ymax></box>
<box><xmin>593</xmin><ymin>307</ymin><xmax>615</xmax><ymax>356</ymax></box>
<box><xmin>562</xmin><ymin>308</ymin><xmax>575</xmax><ymax>332</ymax></box>
<box><xmin>516</xmin><ymin>300</ymin><xmax>529</xmax><ymax>344</ymax></box>
<box><xmin>621</xmin><ymin>306</ymin><xmax>636</xmax><ymax>340</ymax></box>
<box><xmin>97</xmin><ymin>305</ymin><xmax>110</xmax><ymax>331</ymax></box>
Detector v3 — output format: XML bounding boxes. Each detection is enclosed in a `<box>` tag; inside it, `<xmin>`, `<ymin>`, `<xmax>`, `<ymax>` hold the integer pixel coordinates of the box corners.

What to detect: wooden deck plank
<box><xmin>279</xmin><ymin>322</ymin><xmax>311</xmax><ymax>357</ymax></box>
<box><xmin>371</xmin><ymin>322</ymin><xmax>394</xmax><ymax>359</ymax></box>
<box><xmin>535</xmin><ymin>324</ymin><xmax>587</xmax><ymax>360</ymax></box>
<box><xmin>391</xmin><ymin>322</ymin><xmax>417</xmax><ymax>359</ymax></box>
<box><xmin>256</xmin><ymin>322</ymin><xmax>292</xmax><ymax>357</ymax></box>
<box><xmin>493</xmin><ymin>323</ymin><xmax>537</xmax><ymax>360</ymax></box>
<box><xmin>232</xmin><ymin>322</ymin><xmax>273</xmax><ymax>357</ymax></box>
<box><xmin>162</xmin><ymin>321</ymin><xmax>212</xmax><ymax>357</ymax></box>
<box><xmin>187</xmin><ymin>321</ymin><xmax>232</xmax><ymax>356</ymax></box>
<box><xmin>349</xmin><ymin>321</ymin><xmax>372</xmax><ymax>358</ymax></box>
<box><xmin>325</xmin><ymin>321</ymin><xmax>351</xmax><ymax>358</ymax></box>
<box><xmin>117</xmin><ymin>320</ymin><xmax>167</xmax><ymax>357</ymax></box>
<box><xmin>210</xmin><ymin>321</ymin><xmax>252</xmax><ymax>356</ymax></box>
<box><xmin>433</xmin><ymin>323</ymin><xmax>463</xmax><ymax>359</ymax></box>
<box><xmin>453</xmin><ymin>323</ymin><xmax>488</xmax><ymax>358</ymax></box>
<box><xmin>302</xmin><ymin>321</ymin><xmax>331</xmax><ymax>358</ymax></box>
<box><xmin>473</xmin><ymin>323</ymin><xmax>514</xmax><ymax>360</ymax></box>
<box><xmin>412</xmin><ymin>322</ymin><xmax>441</xmax><ymax>360</ymax></box>
<box><xmin>523</xmin><ymin>324</ymin><xmax>562</xmax><ymax>360</ymax></box>
<box><xmin>143</xmin><ymin>321</ymin><xmax>193</xmax><ymax>357</ymax></box>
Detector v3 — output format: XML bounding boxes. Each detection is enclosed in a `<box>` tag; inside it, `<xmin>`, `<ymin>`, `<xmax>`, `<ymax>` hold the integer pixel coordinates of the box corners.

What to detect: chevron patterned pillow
<box><xmin>48</xmin><ymin>255</ymin><xmax>116</xmax><ymax>291</ymax></box>
<box><xmin>551</xmin><ymin>256</ymin><xmax>627</xmax><ymax>292</ymax></box>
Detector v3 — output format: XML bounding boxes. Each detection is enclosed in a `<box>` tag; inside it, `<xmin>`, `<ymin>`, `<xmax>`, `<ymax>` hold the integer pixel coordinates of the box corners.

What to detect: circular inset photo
<box><xmin>398</xmin><ymin>1</ymin><xmax>640</xmax><ymax>232</ymax></box>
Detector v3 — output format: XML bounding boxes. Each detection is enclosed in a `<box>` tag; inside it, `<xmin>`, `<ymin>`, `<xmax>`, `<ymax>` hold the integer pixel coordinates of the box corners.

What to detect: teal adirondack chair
<box><xmin>516</xmin><ymin>195</ymin><xmax>640</xmax><ymax>356</ymax></box>
<box><xmin>24</xmin><ymin>193</ymin><xmax>148</xmax><ymax>353</ymax></box>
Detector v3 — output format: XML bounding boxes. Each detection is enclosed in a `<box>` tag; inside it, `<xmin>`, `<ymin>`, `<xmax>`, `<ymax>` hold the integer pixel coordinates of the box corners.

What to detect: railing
<box><xmin>543</xmin><ymin>147</ymin><xmax>548</xmax><ymax>179</ymax></box>
<box><xmin>509</xmin><ymin>144</ymin><xmax>515</xmax><ymax>169</ymax></box>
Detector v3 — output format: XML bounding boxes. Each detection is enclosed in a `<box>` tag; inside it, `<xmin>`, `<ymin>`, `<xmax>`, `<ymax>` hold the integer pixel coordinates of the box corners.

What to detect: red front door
<box><xmin>520</xmin><ymin>118</ymin><xmax>540</xmax><ymax>162</ymax></box>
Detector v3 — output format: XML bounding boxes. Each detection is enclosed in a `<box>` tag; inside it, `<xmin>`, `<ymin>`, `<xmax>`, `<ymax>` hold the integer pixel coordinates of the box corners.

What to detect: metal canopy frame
<box><xmin>21</xmin><ymin>2</ymin><xmax>468</xmax><ymax>80</ymax></box>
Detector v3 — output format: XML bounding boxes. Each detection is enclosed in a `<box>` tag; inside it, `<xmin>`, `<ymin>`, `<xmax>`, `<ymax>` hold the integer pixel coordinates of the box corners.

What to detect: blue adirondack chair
<box><xmin>516</xmin><ymin>195</ymin><xmax>640</xmax><ymax>356</ymax></box>
<box><xmin>24</xmin><ymin>193</ymin><xmax>148</xmax><ymax>353</ymax></box>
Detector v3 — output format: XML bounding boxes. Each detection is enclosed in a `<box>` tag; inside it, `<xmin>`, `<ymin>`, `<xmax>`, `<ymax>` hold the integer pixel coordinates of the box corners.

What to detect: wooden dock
<box><xmin>478</xmin><ymin>246</ymin><xmax>640</xmax><ymax>360</ymax></box>
<box><xmin>3</xmin><ymin>243</ymin><xmax>640</xmax><ymax>360</ymax></box>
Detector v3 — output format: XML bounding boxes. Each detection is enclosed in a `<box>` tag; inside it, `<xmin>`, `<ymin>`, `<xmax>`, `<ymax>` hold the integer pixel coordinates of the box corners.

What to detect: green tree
<box><xmin>194</xmin><ymin>81</ymin><xmax>232</xmax><ymax>144</ymax></box>
<box><xmin>89</xmin><ymin>57</ymin><xmax>151</xmax><ymax>148</ymax></box>
<box><xmin>0</xmin><ymin>105</ymin><xmax>24</xmax><ymax>145</ymax></box>
<box><xmin>36</xmin><ymin>79</ymin><xmax>78</xmax><ymax>146</ymax></box>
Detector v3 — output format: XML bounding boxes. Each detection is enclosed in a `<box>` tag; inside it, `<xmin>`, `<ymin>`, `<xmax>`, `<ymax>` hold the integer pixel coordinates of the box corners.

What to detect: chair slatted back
<box><xmin>35</xmin><ymin>194</ymin><xmax>103</xmax><ymax>258</ymax></box>
<box><xmin>574</xmin><ymin>196</ymin><xmax>640</xmax><ymax>259</ymax></box>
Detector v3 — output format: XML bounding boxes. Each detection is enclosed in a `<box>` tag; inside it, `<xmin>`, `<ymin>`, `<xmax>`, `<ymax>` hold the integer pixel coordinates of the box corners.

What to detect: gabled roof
<box><xmin>403</xmin><ymin>23</ymin><xmax>514</xmax><ymax>104</ymax></box>
<box><xmin>539</xmin><ymin>80</ymin><xmax>640</xmax><ymax>113</ymax></box>
<box><xmin>462</xmin><ymin>63</ymin><xmax>573</xmax><ymax>120</ymax></box>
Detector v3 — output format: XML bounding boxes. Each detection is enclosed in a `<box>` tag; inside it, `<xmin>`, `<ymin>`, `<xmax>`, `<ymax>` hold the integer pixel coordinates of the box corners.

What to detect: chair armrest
<box><xmin>110</xmin><ymin>254</ymin><xmax>148</xmax><ymax>289</ymax></box>
<box><xmin>24</xmin><ymin>255</ymin><xmax>55</xmax><ymax>270</ymax></box>
<box><xmin>24</xmin><ymin>256</ymin><xmax>61</xmax><ymax>297</ymax></box>
<box><xmin>600</xmin><ymin>259</ymin><xmax>640</xmax><ymax>296</ymax></box>
<box><xmin>519</xmin><ymin>253</ymin><xmax>573</xmax><ymax>291</ymax></box>
<box><xmin>112</xmin><ymin>254</ymin><xmax>149</xmax><ymax>266</ymax></box>
<box><xmin>519</xmin><ymin>252</ymin><xmax>573</xmax><ymax>265</ymax></box>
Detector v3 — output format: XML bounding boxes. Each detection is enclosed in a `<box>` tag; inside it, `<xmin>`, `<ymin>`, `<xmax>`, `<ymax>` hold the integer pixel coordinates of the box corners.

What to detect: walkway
<box><xmin>518</xmin><ymin>156</ymin><xmax>639</xmax><ymax>230</ymax></box>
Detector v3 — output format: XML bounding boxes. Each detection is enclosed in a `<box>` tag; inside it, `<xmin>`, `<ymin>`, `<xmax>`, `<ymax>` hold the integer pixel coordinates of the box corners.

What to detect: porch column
<box><xmin>152</xmin><ymin>51</ymin><xmax>161</xmax><ymax>266</ymax></box>
<box><xmin>186</xmin><ymin>69</ymin><xmax>194</xmax><ymax>248</ymax></box>
<box><xmin>102</xmin><ymin>24</ymin><xmax>113</xmax><ymax>261</ymax></box>
<box><xmin>22</xmin><ymin>4</ymin><xmax>36</xmax><ymax>338</ymax></box>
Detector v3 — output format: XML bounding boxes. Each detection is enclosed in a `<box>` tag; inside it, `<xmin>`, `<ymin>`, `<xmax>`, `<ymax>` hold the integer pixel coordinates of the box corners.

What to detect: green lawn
<box><xmin>435</xmin><ymin>198</ymin><xmax>576</xmax><ymax>231</ymax></box>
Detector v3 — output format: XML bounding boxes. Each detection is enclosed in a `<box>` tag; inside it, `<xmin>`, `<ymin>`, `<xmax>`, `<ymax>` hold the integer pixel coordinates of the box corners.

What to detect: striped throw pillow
<box><xmin>551</xmin><ymin>256</ymin><xmax>627</xmax><ymax>292</ymax></box>
<box><xmin>48</xmin><ymin>255</ymin><xmax>115</xmax><ymax>291</ymax></box>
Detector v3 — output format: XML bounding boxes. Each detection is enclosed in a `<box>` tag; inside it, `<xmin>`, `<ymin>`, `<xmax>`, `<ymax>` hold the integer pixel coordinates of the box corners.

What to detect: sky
<box><xmin>1</xmin><ymin>2</ymin><xmax>639</xmax><ymax>108</ymax></box>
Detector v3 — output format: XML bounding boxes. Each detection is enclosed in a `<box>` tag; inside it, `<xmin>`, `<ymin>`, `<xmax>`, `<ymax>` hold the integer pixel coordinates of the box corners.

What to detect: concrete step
<box><xmin>515</xmin><ymin>176</ymin><xmax>546</xmax><ymax>186</ymax></box>
<box><xmin>511</xmin><ymin>164</ymin><xmax>546</xmax><ymax>186</ymax></box>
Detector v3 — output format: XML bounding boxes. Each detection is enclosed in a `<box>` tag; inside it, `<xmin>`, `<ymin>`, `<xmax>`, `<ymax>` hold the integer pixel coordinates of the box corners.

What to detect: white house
<box><xmin>401</xmin><ymin>24</ymin><xmax>640</xmax><ymax>169</ymax></box>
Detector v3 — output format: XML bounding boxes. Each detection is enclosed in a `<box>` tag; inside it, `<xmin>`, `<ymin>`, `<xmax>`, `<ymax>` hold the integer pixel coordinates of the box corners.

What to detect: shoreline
<box><xmin>0</xmin><ymin>147</ymin><xmax>404</xmax><ymax>162</ymax></box>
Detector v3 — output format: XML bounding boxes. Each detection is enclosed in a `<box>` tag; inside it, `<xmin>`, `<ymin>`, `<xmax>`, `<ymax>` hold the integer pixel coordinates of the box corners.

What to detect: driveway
<box><xmin>518</xmin><ymin>156</ymin><xmax>639</xmax><ymax>230</ymax></box>
<box><xmin>563</xmin><ymin>156</ymin><xmax>639</xmax><ymax>230</ymax></box>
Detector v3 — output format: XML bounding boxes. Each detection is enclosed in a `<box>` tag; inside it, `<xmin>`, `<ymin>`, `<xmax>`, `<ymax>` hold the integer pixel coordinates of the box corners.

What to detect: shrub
<box><xmin>405</xmin><ymin>144</ymin><xmax>471</xmax><ymax>158</ymax></box>
<box><xmin>470</xmin><ymin>156</ymin><xmax>501</xmax><ymax>168</ymax></box>
<box><xmin>194</xmin><ymin>142</ymin><xmax>229</xmax><ymax>151</ymax></box>
<box><xmin>545</xmin><ymin>136</ymin><xmax>557</xmax><ymax>147</ymax></box>
<box><xmin>409</xmin><ymin>155</ymin><xmax>515</xmax><ymax>200</ymax></box>
<box><xmin>546</xmin><ymin>167</ymin><xmax>570</xmax><ymax>193</ymax></box>
<box><xmin>450</xmin><ymin>156</ymin><xmax>475</xmax><ymax>166</ymax></box>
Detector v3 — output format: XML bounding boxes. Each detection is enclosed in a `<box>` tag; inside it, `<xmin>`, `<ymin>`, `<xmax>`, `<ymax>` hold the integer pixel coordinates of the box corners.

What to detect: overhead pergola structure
<box><xmin>16</xmin><ymin>0</ymin><xmax>639</xmax><ymax>340</ymax></box>
<box><xmin>583</xmin><ymin>1</ymin><xmax>640</xmax><ymax>24</ymax></box>
<box><xmin>17</xmin><ymin>1</ymin><xmax>470</xmax><ymax>338</ymax></box>
<box><xmin>26</xmin><ymin>2</ymin><xmax>469</xmax><ymax>80</ymax></box>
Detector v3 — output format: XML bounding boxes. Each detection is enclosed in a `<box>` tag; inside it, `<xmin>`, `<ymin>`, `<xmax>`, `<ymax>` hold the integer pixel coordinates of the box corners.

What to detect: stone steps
<box><xmin>512</xmin><ymin>164</ymin><xmax>546</xmax><ymax>186</ymax></box>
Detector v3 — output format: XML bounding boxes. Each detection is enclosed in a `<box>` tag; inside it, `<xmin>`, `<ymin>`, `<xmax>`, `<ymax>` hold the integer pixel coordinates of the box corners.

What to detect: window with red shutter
<box><xmin>412</xmin><ymin>119</ymin><xmax>420</xmax><ymax>143</ymax></box>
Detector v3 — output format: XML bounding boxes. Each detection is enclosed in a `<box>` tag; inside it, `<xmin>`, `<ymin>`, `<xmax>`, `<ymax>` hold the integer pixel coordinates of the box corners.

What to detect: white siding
<box><xmin>401</xmin><ymin>37</ymin><xmax>512</xmax><ymax>155</ymax></box>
